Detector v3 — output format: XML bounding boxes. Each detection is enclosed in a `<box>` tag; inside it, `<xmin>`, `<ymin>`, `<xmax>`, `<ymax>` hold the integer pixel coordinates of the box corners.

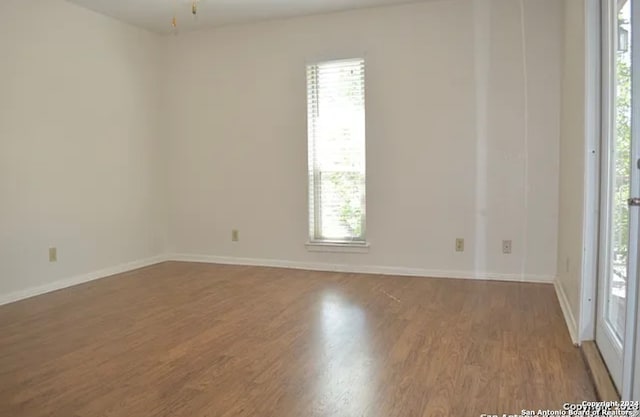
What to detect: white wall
<box><xmin>0</xmin><ymin>0</ymin><xmax>567</xmax><ymax>303</ymax></box>
<box><xmin>0</xmin><ymin>0</ymin><xmax>165</xmax><ymax>298</ymax></box>
<box><xmin>556</xmin><ymin>0</ymin><xmax>587</xmax><ymax>337</ymax></box>
<box><xmin>164</xmin><ymin>0</ymin><xmax>563</xmax><ymax>281</ymax></box>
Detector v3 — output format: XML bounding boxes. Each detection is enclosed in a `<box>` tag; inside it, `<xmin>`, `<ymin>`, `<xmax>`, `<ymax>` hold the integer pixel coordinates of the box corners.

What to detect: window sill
<box><xmin>305</xmin><ymin>241</ymin><xmax>370</xmax><ymax>253</ymax></box>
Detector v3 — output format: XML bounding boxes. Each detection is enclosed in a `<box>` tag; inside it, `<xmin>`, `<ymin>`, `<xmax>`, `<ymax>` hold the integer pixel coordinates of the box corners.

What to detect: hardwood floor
<box><xmin>0</xmin><ymin>262</ymin><xmax>595</xmax><ymax>417</ymax></box>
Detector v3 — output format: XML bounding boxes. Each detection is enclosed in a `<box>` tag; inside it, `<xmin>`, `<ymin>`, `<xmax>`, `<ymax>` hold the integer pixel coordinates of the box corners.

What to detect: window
<box><xmin>307</xmin><ymin>58</ymin><xmax>366</xmax><ymax>246</ymax></box>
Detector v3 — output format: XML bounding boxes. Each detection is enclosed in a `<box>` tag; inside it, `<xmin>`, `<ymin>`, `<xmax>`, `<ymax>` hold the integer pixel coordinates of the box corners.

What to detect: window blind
<box><xmin>307</xmin><ymin>58</ymin><xmax>366</xmax><ymax>243</ymax></box>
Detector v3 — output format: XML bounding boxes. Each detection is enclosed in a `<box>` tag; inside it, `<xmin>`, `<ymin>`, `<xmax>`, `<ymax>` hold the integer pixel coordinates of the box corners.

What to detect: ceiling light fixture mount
<box><xmin>172</xmin><ymin>0</ymin><xmax>201</xmax><ymax>32</ymax></box>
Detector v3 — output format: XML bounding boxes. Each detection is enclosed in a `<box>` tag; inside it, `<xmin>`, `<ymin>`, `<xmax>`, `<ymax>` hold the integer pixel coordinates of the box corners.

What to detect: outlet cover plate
<box><xmin>502</xmin><ymin>240</ymin><xmax>512</xmax><ymax>254</ymax></box>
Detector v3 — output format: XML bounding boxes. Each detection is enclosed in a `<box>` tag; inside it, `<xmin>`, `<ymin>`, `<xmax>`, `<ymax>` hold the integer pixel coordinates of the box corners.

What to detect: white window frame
<box><xmin>306</xmin><ymin>57</ymin><xmax>369</xmax><ymax>252</ymax></box>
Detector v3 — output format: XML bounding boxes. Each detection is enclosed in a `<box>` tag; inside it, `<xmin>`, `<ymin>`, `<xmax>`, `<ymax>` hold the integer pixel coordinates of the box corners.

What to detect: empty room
<box><xmin>2</xmin><ymin>0</ymin><xmax>640</xmax><ymax>415</ymax></box>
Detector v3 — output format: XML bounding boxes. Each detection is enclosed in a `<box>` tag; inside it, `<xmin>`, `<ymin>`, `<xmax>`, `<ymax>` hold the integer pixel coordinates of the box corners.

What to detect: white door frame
<box><xmin>583</xmin><ymin>0</ymin><xmax>639</xmax><ymax>400</ymax></box>
<box><xmin>622</xmin><ymin>0</ymin><xmax>640</xmax><ymax>399</ymax></box>
<box><xmin>580</xmin><ymin>0</ymin><xmax>601</xmax><ymax>345</ymax></box>
<box><xmin>596</xmin><ymin>0</ymin><xmax>624</xmax><ymax>390</ymax></box>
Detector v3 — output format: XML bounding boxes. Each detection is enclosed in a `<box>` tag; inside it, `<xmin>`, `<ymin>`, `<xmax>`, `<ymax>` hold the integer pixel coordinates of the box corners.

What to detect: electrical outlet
<box><xmin>502</xmin><ymin>240</ymin><xmax>512</xmax><ymax>254</ymax></box>
<box><xmin>232</xmin><ymin>229</ymin><xmax>239</xmax><ymax>242</ymax></box>
<box><xmin>49</xmin><ymin>247</ymin><xmax>57</xmax><ymax>262</ymax></box>
<box><xmin>455</xmin><ymin>238</ymin><xmax>464</xmax><ymax>252</ymax></box>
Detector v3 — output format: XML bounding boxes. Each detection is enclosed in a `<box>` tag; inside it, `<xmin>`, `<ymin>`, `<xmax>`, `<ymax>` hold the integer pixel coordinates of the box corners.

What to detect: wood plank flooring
<box><xmin>0</xmin><ymin>262</ymin><xmax>596</xmax><ymax>417</ymax></box>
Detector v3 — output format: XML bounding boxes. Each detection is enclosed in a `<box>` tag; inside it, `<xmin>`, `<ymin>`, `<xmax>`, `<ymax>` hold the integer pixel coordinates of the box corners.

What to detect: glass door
<box><xmin>597</xmin><ymin>0</ymin><xmax>640</xmax><ymax>397</ymax></box>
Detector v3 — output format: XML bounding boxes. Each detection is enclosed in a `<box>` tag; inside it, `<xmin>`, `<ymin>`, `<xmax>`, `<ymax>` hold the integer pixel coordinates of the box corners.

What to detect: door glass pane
<box><xmin>608</xmin><ymin>0</ymin><xmax>632</xmax><ymax>341</ymax></box>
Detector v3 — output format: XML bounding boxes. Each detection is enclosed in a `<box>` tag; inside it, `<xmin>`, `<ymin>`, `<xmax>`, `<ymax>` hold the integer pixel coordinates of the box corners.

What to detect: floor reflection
<box><xmin>312</xmin><ymin>291</ymin><xmax>375</xmax><ymax>417</ymax></box>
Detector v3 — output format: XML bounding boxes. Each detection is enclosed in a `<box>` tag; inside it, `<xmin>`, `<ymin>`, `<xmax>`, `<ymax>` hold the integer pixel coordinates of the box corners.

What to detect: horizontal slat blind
<box><xmin>307</xmin><ymin>58</ymin><xmax>366</xmax><ymax>242</ymax></box>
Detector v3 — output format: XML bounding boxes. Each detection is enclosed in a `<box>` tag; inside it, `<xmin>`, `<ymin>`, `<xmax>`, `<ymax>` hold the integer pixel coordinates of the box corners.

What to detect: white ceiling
<box><xmin>66</xmin><ymin>0</ymin><xmax>426</xmax><ymax>34</ymax></box>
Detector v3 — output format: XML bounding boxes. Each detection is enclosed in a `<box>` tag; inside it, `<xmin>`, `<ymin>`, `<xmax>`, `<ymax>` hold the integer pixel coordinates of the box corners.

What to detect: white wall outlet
<box><xmin>232</xmin><ymin>229</ymin><xmax>239</xmax><ymax>242</ymax></box>
<box><xmin>49</xmin><ymin>247</ymin><xmax>57</xmax><ymax>262</ymax></box>
<box><xmin>502</xmin><ymin>240</ymin><xmax>512</xmax><ymax>254</ymax></box>
<box><xmin>455</xmin><ymin>238</ymin><xmax>464</xmax><ymax>252</ymax></box>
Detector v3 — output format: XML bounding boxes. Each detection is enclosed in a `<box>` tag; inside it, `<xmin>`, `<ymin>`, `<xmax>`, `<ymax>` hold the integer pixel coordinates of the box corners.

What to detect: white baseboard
<box><xmin>0</xmin><ymin>253</ymin><xmax>556</xmax><ymax>307</ymax></box>
<box><xmin>0</xmin><ymin>254</ymin><xmax>169</xmax><ymax>306</ymax></box>
<box><xmin>554</xmin><ymin>278</ymin><xmax>579</xmax><ymax>345</ymax></box>
<box><xmin>169</xmin><ymin>253</ymin><xmax>555</xmax><ymax>283</ymax></box>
